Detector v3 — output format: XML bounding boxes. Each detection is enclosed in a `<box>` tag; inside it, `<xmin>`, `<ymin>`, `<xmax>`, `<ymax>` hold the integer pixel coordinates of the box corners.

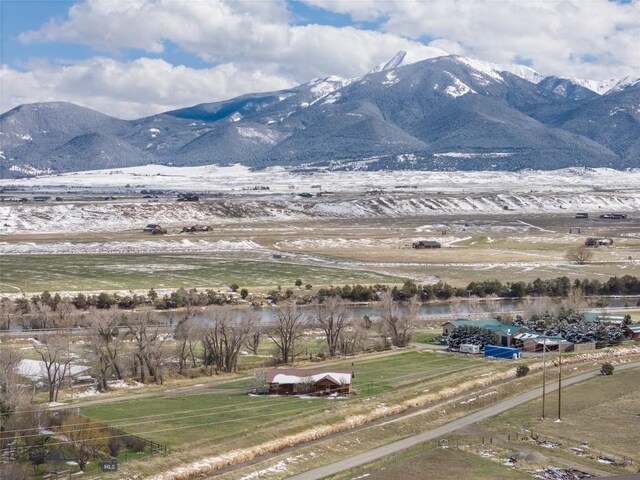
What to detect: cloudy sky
<box><xmin>1</xmin><ymin>0</ymin><xmax>638</xmax><ymax>119</ymax></box>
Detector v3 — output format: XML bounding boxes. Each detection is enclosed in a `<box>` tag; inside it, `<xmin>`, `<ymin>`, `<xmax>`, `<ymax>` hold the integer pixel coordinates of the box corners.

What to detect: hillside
<box><xmin>1</xmin><ymin>54</ymin><xmax>638</xmax><ymax>177</ymax></box>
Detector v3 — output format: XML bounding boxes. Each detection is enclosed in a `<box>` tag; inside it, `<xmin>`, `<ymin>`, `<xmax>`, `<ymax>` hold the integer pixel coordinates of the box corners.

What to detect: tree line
<box><xmin>2</xmin><ymin>274</ymin><xmax>639</xmax><ymax>331</ymax></box>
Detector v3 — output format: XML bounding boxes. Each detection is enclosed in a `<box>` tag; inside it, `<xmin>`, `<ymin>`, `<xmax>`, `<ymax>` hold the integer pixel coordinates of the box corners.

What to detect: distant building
<box><xmin>441</xmin><ymin>318</ymin><xmax>503</xmax><ymax>336</ymax></box>
<box><xmin>177</xmin><ymin>193</ymin><xmax>199</xmax><ymax>202</ymax></box>
<box><xmin>575</xmin><ymin>212</ymin><xmax>589</xmax><ymax>219</ymax></box>
<box><xmin>582</xmin><ymin>312</ymin><xmax>627</xmax><ymax>327</ymax></box>
<box><xmin>584</xmin><ymin>237</ymin><xmax>614</xmax><ymax>247</ymax></box>
<box><xmin>143</xmin><ymin>224</ymin><xmax>167</xmax><ymax>234</ymax></box>
<box><xmin>18</xmin><ymin>359</ymin><xmax>91</xmax><ymax>382</ymax></box>
<box><xmin>623</xmin><ymin>324</ymin><xmax>640</xmax><ymax>341</ymax></box>
<box><xmin>412</xmin><ymin>240</ymin><xmax>441</xmax><ymax>249</ymax></box>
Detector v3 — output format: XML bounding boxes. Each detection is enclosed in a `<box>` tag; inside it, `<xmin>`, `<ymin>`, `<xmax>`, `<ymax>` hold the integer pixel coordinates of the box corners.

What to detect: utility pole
<box><xmin>557</xmin><ymin>346</ymin><xmax>562</xmax><ymax>421</ymax></box>
<box><xmin>541</xmin><ymin>337</ymin><xmax>546</xmax><ymax>419</ymax></box>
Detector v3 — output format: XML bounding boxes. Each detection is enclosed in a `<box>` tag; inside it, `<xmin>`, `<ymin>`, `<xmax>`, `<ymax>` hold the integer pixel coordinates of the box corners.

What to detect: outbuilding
<box><xmin>623</xmin><ymin>324</ymin><xmax>640</xmax><ymax>341</ymax></box>
<box><xmin>412</xmin><ymin>240</ymin><xmax>441</xmax><ymax>249</ymax></box>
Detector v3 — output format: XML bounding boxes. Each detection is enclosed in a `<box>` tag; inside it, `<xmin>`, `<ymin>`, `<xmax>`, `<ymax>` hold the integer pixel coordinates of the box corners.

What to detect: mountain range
<box><xmin>1</xmin><ymin>51</ymin><xmax>639</xmax><ymax>178</ymax></box>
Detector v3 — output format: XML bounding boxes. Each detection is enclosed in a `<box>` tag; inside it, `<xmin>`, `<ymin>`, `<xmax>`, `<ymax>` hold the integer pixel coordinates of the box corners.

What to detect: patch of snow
<box><xmin>445</xmin><ymin>76</ymin><xmax>476</xmax><ymax>97</ymax></box>
<box><xmin>9</xmin><ymin>165</ymin><xmax>53</xmax><ymax>176</ymax></box>
<box><xmin>456</xmin><ymin>57</ymin><xmax>504</xmax><ymax>82</ymax></box>
<box><xmin>321</xmin><ymin>92</ymin><xmax>341</xmax><ymax>105</ymax></box>
<box><xmin>235</xmin><ymin>127</ymin><xmax>278</xmax><ymax>144</ymax></box>
<box><xmin>382</xmin><ymin>71</ymin><xmax>399</xmax><ymax>86</ymax></box>
<box><xmin>230</xmin><ymin>112</ymin><xmax>242</xmax><ymax>122</ymax></box>
<box><xmin>433</xmin><ymin>152</ymin><xmax>512</xmax><ymax>158</ymax></box>
<box><xmin>1</xmin><ymin>239</ymin><xmax>265</xmax><ymax>255</ymax></box>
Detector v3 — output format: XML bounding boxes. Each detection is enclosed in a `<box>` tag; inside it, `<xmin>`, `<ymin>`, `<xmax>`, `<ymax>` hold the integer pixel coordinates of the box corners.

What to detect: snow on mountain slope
<box><xmin>373</xmin><ymin>49</ymin><xmax>638</xmax><ymax>96</ymax></box>
<box><xmin>373</xmin><ymin>49</ymin><xmax>544</xmax><ymax>84</ymax></box>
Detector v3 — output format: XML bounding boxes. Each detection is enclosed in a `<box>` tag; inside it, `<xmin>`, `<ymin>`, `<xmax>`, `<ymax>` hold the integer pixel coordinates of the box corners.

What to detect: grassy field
<box><xmin>80</xmin><ymin>351</ymin><xmax>489</xmax><ymax>448</ymax></box>
<box><xmin>325</xmin><ymin>440</ymin><xmax>532</xmax><ymax>480</ymax></box>
<box><xmin>3</xmin><ymin>212</ymin><xmax>640</xmax><ymax>293</ymax></box>
<box><xmin>0</xmin><ymin>253</ymin><xmax>407</xmax><ymax>293</ymax></box>
<box><xmin>481</xmin><ymin>366</ymin><xmax>640</xmax><ymax>462</ymax></box>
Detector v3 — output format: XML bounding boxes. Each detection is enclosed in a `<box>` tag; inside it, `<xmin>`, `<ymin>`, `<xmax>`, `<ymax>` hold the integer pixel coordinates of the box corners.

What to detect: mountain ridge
<box><xmin>1</xmin><ymin>53</ymin><xmax>638</xmax><ymax>177</ymax></box>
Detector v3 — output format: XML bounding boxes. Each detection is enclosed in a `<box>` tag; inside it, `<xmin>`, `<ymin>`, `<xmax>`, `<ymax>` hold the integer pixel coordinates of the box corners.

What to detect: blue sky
<box><xmin>1</xmin><ymin>0</ymin><xmax>638</xmax><ymax>119</ymax></box>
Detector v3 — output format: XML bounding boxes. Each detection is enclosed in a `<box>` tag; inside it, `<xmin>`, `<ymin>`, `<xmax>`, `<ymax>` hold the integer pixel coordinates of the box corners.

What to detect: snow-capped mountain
<box><xmin>1</xmin><ymin>52</ymin><xmax>638</xmax><ymax>177</ymax></box>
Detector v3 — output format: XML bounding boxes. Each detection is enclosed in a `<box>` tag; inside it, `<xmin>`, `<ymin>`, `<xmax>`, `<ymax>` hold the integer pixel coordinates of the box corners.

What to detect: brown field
<box><xmin>2</xmin><ymin>211</ymin><xmax>640</xmax><ymax>293</ymax></box>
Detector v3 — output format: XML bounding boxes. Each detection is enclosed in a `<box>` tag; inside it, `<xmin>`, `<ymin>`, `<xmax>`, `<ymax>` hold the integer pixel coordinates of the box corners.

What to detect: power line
<box><xmin>2</xmin><ymin>356</ymin><xmax>485</xmax><ymax>439</ymax></box>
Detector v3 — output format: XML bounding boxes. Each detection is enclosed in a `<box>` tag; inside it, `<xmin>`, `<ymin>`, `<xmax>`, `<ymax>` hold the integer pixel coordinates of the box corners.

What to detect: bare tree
<box><xmin>52</xmin><ymin>300</ymin><xmax>75</xmax><ymax>328</ymax></box>
<box><xmin>565</xmin><ymin>287</ymin><xmax>588</xmax><ymax>313</ymax></box>
<box><xmin>33</xmin><ymin>335</ymin><xmax>72</xmax><ymax>402</ymax></box>
<box><xmin>566</xmin><ymin>246</ymin><xmax>594</xmax><ymax>265</ymax></box>
<box><xmin>0</xmin><ymin>297</ymin><xmax>13</xmax><ymax>331</ymax></box>
<box><xmin>172</xmin><ymin>289</ymin><xmax>204</xmax><ymax>374</ymax></box>
<box><xmin>244</xmin><ymin>330</ymin><xmax>261</xmax><ymax>356</ymax></box>
<box><xmin>89</xmin><ymin>308</ymin><xmax>123</xmax><ymax>391</ymax></box>
<box><xmin>378</xmin><ymin>292</ymin><xmax>418</xmax><ymax>347</ymax></box>
<box><xmin>267</xmin><ymin>303</ymin><xmax>307</xmax><ymax>364</ymax></box>
<box><xmin>0</xmin><ymin>346</ymin><xmax>25</xmax><ymax>423</ymax></box>
<box><xmin>313</xmin><ymin>297</ymin><xmax>350</xmax><ymax>357</ymax></box>
<box><xmin>31</xmin><ymin>301</ymin><xmax>52</xmax><ymax>330</ymax></box>
<box><xmin>336</xmin><ymin>318</ymin><xmax>367</xmax><ymax>355</ymax></box>
<box><xmin>201</xmin><ymin>307</ymin><xmax>257</xmax><ymax>373</ymax></box>
<box><xmin>123</xmin><ymin>311</ymin><xmax>166</xmax><ymax>385</ymax></box>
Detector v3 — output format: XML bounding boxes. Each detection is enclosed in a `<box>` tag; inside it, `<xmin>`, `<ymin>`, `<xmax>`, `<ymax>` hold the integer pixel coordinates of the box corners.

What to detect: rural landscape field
<box><xmin>2</xmin><ymin>166</ymin><xmax>640</xmax><ymax>480</ymax></box>
<box><xmin>2</xmin><ymin>1</ymin><xmax>640</xmax><ymax>479</ymax></box>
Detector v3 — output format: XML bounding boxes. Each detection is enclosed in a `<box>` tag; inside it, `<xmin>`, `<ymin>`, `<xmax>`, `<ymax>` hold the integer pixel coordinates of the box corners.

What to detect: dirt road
<box><xmin>287</xmin><ymin>362</ymin><xmax>640</xmax><ymax>480</ymax></box>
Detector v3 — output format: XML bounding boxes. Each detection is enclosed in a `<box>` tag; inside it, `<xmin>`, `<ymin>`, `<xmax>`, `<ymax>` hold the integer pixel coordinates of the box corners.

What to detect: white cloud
<box><xmin>18</xmin><ymin>0</ymin><xmax>437</xmax><ymax>80</ymax></box>
<box><xmin>303</xmin><ymin>0</ymin><xmax>640</xmax><ymax>81</ymax></box>
<box><xmin>20</xmin><ymin>0</ymin><xmax>292</xmax><ymax>58</ymax></box>
<box><xmin>1</xmin><ymin>58</ymin><xmax>294</xmax><ymax>119</ymax></box>
<box><xmin>7</xmin><ymin>0</ymin><xmax>639</xmax><ymax>119</ymax></box>
<box><xmin>8</xmin><ymin>0</ymin><xmax>448</xmax><ymax>117</ymax></box>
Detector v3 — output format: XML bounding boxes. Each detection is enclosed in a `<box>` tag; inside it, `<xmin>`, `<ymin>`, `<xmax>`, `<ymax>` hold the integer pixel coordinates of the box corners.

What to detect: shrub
<box><xmin>600</xmin><ymin>362</ymin><xmax>614</xmax><ymax>376</ymax></box>
<box><xmin>124</xmin><ymin>435</ymin><xmax>146</xmax><ymax>452</ymax></box>
<box><xmin>515</xmin><ymin>364</ymin><xmax>530</xmax><ymax>377</ymax></box>
<box><xmin>108</xmin><ymin>434</ymin><xmax>125</xmax><ymax>457</ymax></box>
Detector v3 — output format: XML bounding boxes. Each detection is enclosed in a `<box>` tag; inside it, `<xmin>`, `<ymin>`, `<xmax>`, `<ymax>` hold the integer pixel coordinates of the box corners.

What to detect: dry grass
<box><xmin>3</xmin><ymin>213</ymin><xmax>640</xmax><ymax>293</ymax></box>
<box><xmin>112</xmin><ymin>349</ymin><xmax>640</xmax><ymax>479</ymax></box>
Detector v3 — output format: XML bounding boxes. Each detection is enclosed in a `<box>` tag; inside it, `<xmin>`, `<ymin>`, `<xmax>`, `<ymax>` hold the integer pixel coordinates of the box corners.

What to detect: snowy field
<box><xmin>1</xmin><ymin>167</ymin><xmax>640</xmax><ymax>235</ymax></box>
<box><xmin>2</xmin><ymin>164</ymin><xmax>639</xmax><ymax>194</ymax></box>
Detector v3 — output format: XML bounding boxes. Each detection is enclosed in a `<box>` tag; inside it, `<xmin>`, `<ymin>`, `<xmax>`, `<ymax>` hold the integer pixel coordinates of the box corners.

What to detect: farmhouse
<box><xmin>264</xmin><ymin>368</ymin><xmax>353</xmax><ymax>396</ymax></box>
<box><xmin>584</xmin><ymin>237</ymin><xmax>614</xmax><ymax>247</ymax></box>
<box><xmin>412</xmin><ymin>240</ymin><xmax>441</xmax><ymax>249</ymax></box>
